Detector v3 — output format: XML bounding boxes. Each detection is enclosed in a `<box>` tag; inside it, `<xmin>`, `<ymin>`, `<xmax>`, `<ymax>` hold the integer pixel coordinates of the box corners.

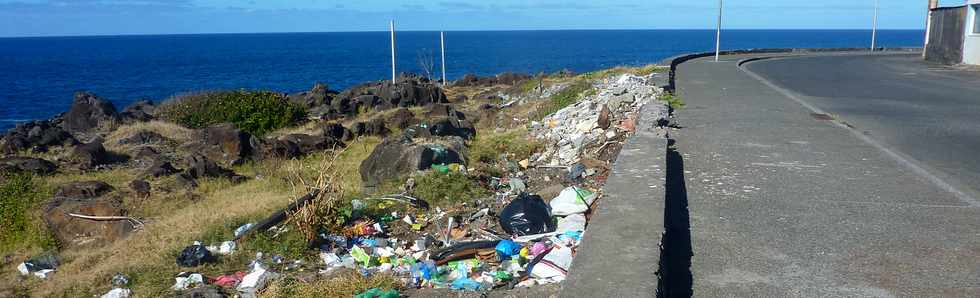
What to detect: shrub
<box><xmin>0</xmin><ymin>173</ymin><xmax>56</xmax><ymax>253</ymax></box>
<box><xmin>413</xmin><ymin>171</ymin><xmax>489</xmax><ymax>206</ymax></box>
<box><xmin>157</xmin><ymin>90</ymin><xmax>306</xmax><ymax>136</ymax></box>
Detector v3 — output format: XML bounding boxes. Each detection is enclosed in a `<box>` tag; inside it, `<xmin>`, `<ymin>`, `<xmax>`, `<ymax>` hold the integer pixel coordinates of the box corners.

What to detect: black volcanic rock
<box><xmin>63</xmin><ymin>92</ymin><xmax>118</xmax><ymax>134</ymax></box>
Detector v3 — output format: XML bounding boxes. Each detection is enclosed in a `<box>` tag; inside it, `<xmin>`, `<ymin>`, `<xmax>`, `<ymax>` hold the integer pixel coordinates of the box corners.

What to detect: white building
<box><xmin>964</xmin><ymin>0</ymin><xmax>980</xmax><ymax>65</ymax></box>
<box><xmin>925</xmin><ymin>0</ymin><xmax>980</xmax><ymax>65</ymax></box>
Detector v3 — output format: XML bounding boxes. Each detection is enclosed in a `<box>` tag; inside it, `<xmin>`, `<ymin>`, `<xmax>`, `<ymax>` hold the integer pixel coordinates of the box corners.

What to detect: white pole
<box><xmin>715</xmin><ymin>0</ymin><xmax>723</xmax><ymax>61</ymax></box>
<box><xmin>390</xmin><ymin>20</ymin><xmax>396</xmax><ymax>83</ymax></box>
<box><xmin>871</xmin><ymin>0</ymin><xmax>879</xmax><ymax>51</ymax></box>
<box><xmin>441</xmin><ymin>31</ymin><xmax>447</xmax><ymax>86</ymax></box>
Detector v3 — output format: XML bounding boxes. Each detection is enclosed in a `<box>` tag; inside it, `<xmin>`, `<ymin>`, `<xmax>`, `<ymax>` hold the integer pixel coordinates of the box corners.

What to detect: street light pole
<box><xmin>390</xmin><ymin>20</ymin><xmax>397</xmax><ymax>83</ymax></box>
<box><xmin>871</xmin><ymin>0</ymin><xmax>879</xmax><ymax>51</ymax></box>
<box><xmin>715</xmin><ymin>0</ymin><xmax>723</xmax><ymax>61</ymax></box>
<box><xmin>441</xmin><ymin>31</ymin><xmax>447</xmax><ymax>86</ymax></box>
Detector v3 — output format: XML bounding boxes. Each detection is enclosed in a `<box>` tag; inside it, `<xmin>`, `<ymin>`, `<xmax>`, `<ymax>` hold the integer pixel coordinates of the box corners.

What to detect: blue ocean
<box><xmin>0</xmin><ymin>30</ymin><xmax>924</xmax><ymax>130</ymax></box>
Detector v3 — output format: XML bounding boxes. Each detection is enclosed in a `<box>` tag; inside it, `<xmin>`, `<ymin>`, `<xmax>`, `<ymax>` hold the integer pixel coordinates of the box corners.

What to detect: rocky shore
<box><xmin>0</xmin><ymin>65</ymin><xmax>671</xmax><ymax>297</ymax></box>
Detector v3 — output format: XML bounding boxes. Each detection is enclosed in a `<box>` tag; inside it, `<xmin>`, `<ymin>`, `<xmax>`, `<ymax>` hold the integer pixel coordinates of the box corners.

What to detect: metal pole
<box><xmin>441</xmin><ymin>31</ymin><xmax>447</xmax><ymax>86</ymax></box>
<box><xmin>390</xmin><ymin>20</ymin><xmax>396</xmax><ymax>83</ymax></box>
<box><xmin>715</xmin><ymin>0</ymin><xmax>723</xmax><ymax>61</ymax></box>
<box><xmin>924</xmin><ymin>0</ymin><xmax>939</xmax><ymax>57</ymax></box>
<box><xmin>871</xmin><ymin>0</ymin><xmax>879</xmax><ymax>51</ymax></box>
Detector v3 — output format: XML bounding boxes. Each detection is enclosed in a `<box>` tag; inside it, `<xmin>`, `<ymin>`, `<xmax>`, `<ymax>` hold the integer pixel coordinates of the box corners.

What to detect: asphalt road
<box><xmin>744</xmin><ymin>53</ymin><xmax>980</xmax><ymax>199</ymax></box>
<box><xmin>674</xmin><ymin>53</ymin><xmax>980</xmax><ymax>297</ymax></box>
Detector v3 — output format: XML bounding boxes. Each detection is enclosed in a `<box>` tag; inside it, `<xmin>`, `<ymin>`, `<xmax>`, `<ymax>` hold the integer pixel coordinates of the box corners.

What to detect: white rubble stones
<box><xmin>534</xmin><ymin>73</ymin><xmax>667</xmax><ymax>166</ymax></box>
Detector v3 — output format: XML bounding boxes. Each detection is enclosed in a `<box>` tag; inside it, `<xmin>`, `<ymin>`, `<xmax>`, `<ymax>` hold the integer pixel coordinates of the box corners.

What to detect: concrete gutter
<box><xmin>560</xmin><ymin>100</ymin><xmax>669</xmax><ymax>298</ymax></box>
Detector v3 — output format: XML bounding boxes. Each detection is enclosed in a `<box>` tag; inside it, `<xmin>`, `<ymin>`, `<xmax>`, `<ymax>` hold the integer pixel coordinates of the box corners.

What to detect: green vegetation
<box><xmin>659</xmin><ymin>92</ymin><xmax>686</xmax><ymax>110</ymax></box>
<box><xmin>413</xmin><ymin>171</ymin><xmax>489</xmax><ymax>206</ymax></box>
<box><xmin>157</xmin><ymin>90</ymin><xmax>307</xmax><ymax>136</ymax></box>
<box><xmin>519</xmin><ymin>77</ymin><xmax>543</xmax><ymax>93</ymax></box>
<box><xmin>471</xmin><ymin>130</ymin><xmax>542</xmax><ymax>164</ymax></box>
<box><xmin>0</xmin><ymin>173</ymin><xmax>56</xmax><ymax>254</ymax></box>
<box><xmin>533</xmin><ymin>80</ymin><xmax>594</xmax><ymax>121</ymax></box>
<box><xmin>262</xmin><ymin>272</ymin><xmax>402</xmax><ymax>298</ymax></box>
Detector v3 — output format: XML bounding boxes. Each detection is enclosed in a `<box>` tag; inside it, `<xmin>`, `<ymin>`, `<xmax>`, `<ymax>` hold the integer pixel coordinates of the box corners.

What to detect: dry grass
<box><xmin>261</xmin><ymin>272</ymin><xmax>402</xmax><ymax>298</ymax></box>
<box><xmin>104</xmin><ymin>121</ymin><xmax>194</xmax><ymax>152</ymax></box>
<box><xmin>12</xmin><ymin>175</ymin><xmax>291</xmax><ymax>297</ymax></box>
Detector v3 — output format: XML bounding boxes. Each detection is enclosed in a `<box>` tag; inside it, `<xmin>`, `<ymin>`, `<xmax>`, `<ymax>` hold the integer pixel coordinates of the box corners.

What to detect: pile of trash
<box><xmin>149</xmin><ymin>73</ymin><xmax>666</xmax><ymax>297</ymax></box>
<box><xmin>532</xmin><ymin>73</ymin><xmax>666</xmax><ymax>166</ymax></box>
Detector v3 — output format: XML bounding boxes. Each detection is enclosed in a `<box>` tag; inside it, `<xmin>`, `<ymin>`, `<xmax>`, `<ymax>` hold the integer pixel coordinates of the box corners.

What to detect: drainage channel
<box><xmin>656</xmin><ymin>140</ymin><xmax>693</xmax><ymax>298</ymax></box>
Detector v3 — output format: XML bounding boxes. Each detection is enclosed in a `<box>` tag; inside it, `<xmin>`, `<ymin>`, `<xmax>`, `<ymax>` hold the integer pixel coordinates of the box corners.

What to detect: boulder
<box><xmin>129</xmin><ymin>179</ymin><xmax>151</xmax><ymax>197</ymax></box>
<box><xmin>359</xmin><ymin>137</ymin><xmax>466</xmax><ymax>189</ymax></box>
<box><xmin>132</xmin><ymin>146</ymin><xmax>160</xmax><ymax>167</ymax></box>
<box><xmin>1</xmin><ymin>120</ymin><xmax>77</xmax><ymax>154</ymax></box>
<box><xmin>63</xmin><ymin>92</ymin><xmax>119</xmax><ymax>134</ymax></box>
<box><xmin>280</xmin><ymin>134</ymin><xmax>342</xmax><ymax>154</ymax></box>
<box><xmin>184</xmin><ymin>123</ymin><xmax>252</xmax><ymax>167</ymax></box>
<box><xmin>253</xmin><ymin>138</ymin><xmax>302</xmax><ymax>160</ymax></box>
<box><xmin>288</xmin><ymin>83</ymin><xmax>336</xmax><ymax>108</ymax></box>
<box><xmin>452</xmin><ymin>72</ymin><xmax>530</xmax><ymax>87</ymax></box>
<box><xmin>320</xmin><ymin>123</ymin><xmax>353</xmax><ymax>142</ymax></box>
<box><xmin>143</xmin><ymin>161</ymin><xmax>180</xmax><ymax>178</ymax></box>
<box><xmin>422</xmin><ymin>104</ymin><xmax>476</xmax><ymax>140</ymax></box>
<box><xmin>70</xmin><ymin>140</ymin><xmax>112</xmax><ymax>170</ymax></box>
<box><xmin>597</xmin><ymin>104</ymin><xmax>611</xmax><ymax>130</ymax></box>
<box><xmin>119</xmin><ymin>100</ymin><xmax>155</xmax><ymax>123</ymax></box>
<box><xmin>351</xmin><ymin>118</ymin><xmax>389</xmax><ymax>137</ymax></box>
<box><xmin>386</xmin><ymin>108</ymin><xmax>418</xmax><ymax>130</ymax></box>
<box><xmin>183</xmin><ymin>154</ymin><xmax>236</xmax><ymax>180</ymax></box>
<box><xmin>116</xmin><ymin>130</ymin><xmax>166</xmax><ymax>146</ymax></box>
<box><xmin>0</xmin><ymin>156</ymin><xmax>57</xmax><ymax>175</ymax></box>
<box><xmin>331</xmin><ymin>75</ymin><xmax>447</xmax><ymax>116</ymax></box>
<box><xmin>54</xmin><ymin>180</ymin><xmax>114</xmax><ymax>198</ymax></box>
<box><xmin>43</xmin><ymin>181</ymin><xmax>134</xmax><ymax>247</ymax></box>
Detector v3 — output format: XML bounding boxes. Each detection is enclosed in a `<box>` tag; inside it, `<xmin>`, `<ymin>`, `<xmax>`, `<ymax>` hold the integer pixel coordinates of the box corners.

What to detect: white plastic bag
<box><xmin>530</xmin><ymin>245</ymin><xmax>573</xmax><ymax>281</ymax></box>
<box><xmin>549</xmin><ymin>187</ymin><xmax>596</xmax><ymax>216</ymax></box>
<box><xmin>556</xmin><ymin>214</ymin><xmax>587</xmax><ymax>233</ymax></box>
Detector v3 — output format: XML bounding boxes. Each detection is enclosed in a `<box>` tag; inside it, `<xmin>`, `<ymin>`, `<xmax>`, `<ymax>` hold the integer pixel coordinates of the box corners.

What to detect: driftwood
<box><xmin>232</xmin><ymin>189</ymin><xmax>320</xmax><ymax>242</ymax></box>
<box><xmin>67</xmin><ymin>213</ymin><xmax>144</xmax><ymax>229</ymax></box>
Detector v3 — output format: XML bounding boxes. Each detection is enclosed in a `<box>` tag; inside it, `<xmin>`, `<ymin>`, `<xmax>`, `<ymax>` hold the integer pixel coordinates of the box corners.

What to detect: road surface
<box><xmin>673</xmin><ymin>52</ymin><xmax>980</xmax><ymax>297</ymax></box>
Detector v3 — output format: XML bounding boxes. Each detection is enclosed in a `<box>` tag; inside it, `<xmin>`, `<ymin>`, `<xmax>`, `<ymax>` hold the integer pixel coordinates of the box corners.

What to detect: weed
<box><xmin>156</xmin><ymin>90</ymin><xmax>307</xmax><ymax>136</ymax></box>
<box><xmin>533</xmin><ymin>80</ymin><xmax>593</xmax><ymax>121</ymax></box>
<box><xmin>659</xmin><ymin>93</ymin><xmax>686</xmax><ymax>110</ymax></box>
<box><xmin>262</xmin><ymin>272</ymin><xmax>402</xmax><ymax>298</ymax></box>
<box><xmin>412</xmin><ymin>171</ymin><xmax>489</xmax><ymax>206</ymax></box>
<box><xmin>0</xmin><ymin>173</ymin><xmax>57</xmax><ymax>255</ymax></box>
<box><xmin>470</xmin><ymin>130</ymin><xmax>542</xmax><ymax>164</ymax></box>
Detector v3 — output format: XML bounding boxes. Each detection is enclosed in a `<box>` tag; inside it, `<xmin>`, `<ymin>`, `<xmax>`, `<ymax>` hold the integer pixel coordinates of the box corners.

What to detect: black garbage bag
<box><xmin>24</xmin><ymin>253</ymin><xmax>59</xmax><ymax>272</ymax></box>
<box><xmin>176</xmin><ymin>244</ymin><xmax>214</xmax><ymax>267</ymax></box>
<box><xmin>499</xmin><ymin>193</ymin><xmax>556</xmax><ymax>236</ymax></box>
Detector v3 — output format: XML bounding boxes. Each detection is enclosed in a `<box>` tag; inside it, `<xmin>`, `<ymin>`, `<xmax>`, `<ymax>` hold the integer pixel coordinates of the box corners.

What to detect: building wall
<box><xmin>964</xmin><ymin>1</ymin><xmax>980</xmax><ymax>65</ymax></box>
<box><xmin>925</xmin><ymin>6</ymin><xmax>967</xmax><ymax>65</ymax></box>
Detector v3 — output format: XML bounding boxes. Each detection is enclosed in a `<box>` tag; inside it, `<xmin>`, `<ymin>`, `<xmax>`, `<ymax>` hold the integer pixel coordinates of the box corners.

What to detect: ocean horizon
<box><xmin>0</xmin><ymin>29</ymin><xmax>925</xmax><ymax>129</ymax></box>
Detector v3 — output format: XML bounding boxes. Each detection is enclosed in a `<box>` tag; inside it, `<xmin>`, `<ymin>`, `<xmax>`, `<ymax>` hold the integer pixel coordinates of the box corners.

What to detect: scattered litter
<box><xmin>213</xmin><ymin>272</ymin><xmax>246</xmax><ymax>287</ymax></box>
<box><xmin>99</xmin><ymin>288</ymin><xmax>131</xmax><ymax>298</ymax></box>
<box><xmin>550</xmin><ymin>187</ymin><xmax>597</xmax><ymax>216</ymax></box>
<box><xmin>233</xmin><ymin>223</ymin><xmax>255</xmax><ymax>238</ymax></box>
<box><xmin>499</xmin><ymin>194</ymin><xmax>556</xmax><ymax>236</ymax></box>
<box><xmin>354</xmin><ymin>287</ymin><xmax>399</xmax><ymax>298</ymax></box>
<box><xmin>177</xmin><ymin>242</ymin><xmax>215</xmax><ymax>267</ymax></box>
<box><xmin>237</xmin><ymin>260</ymin><xmax>280</xmax><ymax>298</ymax></box>
<box><xmin>172</xmin><ymin>272</ymin><xmax>205</xmax><ymax>290</ymax></box>
<box><xmin>17</xmin><ymin>253</ymin><xmax>59</xmax><ymax>279</ymax></box>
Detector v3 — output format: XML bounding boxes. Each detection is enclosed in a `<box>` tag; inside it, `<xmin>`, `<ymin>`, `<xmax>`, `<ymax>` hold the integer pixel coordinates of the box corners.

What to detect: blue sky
<box><xmin>0</xmin><ymin>0</ymin><xmax>950</xmax><ymax>37</ymax></box>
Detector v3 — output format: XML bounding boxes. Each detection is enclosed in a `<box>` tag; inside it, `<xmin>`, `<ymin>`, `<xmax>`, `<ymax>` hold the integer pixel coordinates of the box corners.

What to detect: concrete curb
<box><xmin>661</xmin><ymin>47</ymin><xmax>922</xmax><ymax>92</ymax></box>
<box><xmin>560</xmin><ymin>100</ymin><xmax>669</xmax><ymax>298</ymax></box>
